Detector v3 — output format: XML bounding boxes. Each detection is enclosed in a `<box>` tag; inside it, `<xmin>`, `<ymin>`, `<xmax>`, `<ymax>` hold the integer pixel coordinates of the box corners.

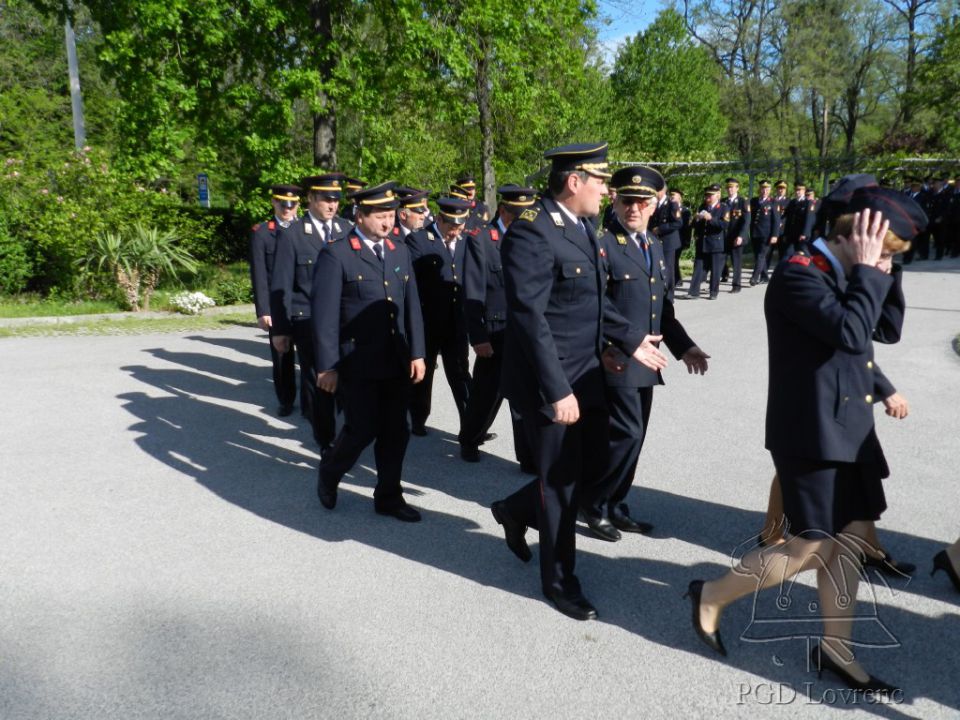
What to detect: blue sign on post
<box><xmin>197</xmin><ymin>173</ymin><xmax>211</xmax><ymax>208</ymax></box>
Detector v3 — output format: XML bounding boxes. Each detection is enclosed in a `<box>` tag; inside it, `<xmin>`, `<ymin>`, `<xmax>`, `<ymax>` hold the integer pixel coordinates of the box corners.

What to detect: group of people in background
<box><xmin>249</xmin><ymin>149</ymin><xmax>959</xmax><ymax>699</ymax></box>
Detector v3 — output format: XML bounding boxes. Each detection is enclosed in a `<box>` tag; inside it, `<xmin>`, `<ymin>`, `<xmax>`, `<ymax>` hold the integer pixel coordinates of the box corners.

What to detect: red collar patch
<box><xmin>788</xmin><ymin>254</ymin><xmax>811</xmax><ymax>266</ymax></box>
<box><xmin>349</xmin><ymin>235</ymin><xmax>362</xmax><ymax>251</ymax></box>
<box><xmin>490</xmin><ymin>228</ymin><xmax>499</xmax><ymax>242</ymax></box>
<box><xmin>267</xmin><ymin>220</ymin><xmax>276</xmax><ymax>231</ymax></box>
<box><xmin>812</xmin><ymin>254</ymin><xmax>831</xmax><ymax>273</ymax></box>
<box><xmin>385</xmin><ymin>238</ymin><xmax>396</xmax><ymax>251</ymax></box>
<box><xmin>392</xmin><ymin>226</ymin><xmax>400</xmax><ymax>236</ymax></box>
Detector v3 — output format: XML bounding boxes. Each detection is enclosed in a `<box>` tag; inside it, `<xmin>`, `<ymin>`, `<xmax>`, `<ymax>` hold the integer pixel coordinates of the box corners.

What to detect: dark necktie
<box><xmin>373</xmin><ymin>243</ymin><xmax>383</xmax><ymax>262</ymax></box>
<box><xmin>639</xmin><ymin>233</ymin><xmax>651</xmax><ymax>271</ymax></box>
<box><xmin>321</xmin><ymin>223</ymin><xmax>330</xmax><ymax>243</ymax></box>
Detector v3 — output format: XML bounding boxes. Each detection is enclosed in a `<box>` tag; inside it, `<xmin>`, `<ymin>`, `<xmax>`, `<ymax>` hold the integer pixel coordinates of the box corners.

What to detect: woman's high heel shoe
<box><xmin>684</xmin><ymin>580</ymin><xmax>726</xmax><ymax>656</ymax></box>
<box><xmin>862</xmin><ymin>551</ymin><xmax>916</xmax><ymax>577</ymax></box>
<box><xmin>932</xmin><ymin>550</ymin><xmax>960</xmax><ymax>592</ymax></box>
<box><xmin>810</xmin><ymin>644</ymin><xmax>899</xmax><ymax>696</ymax></box>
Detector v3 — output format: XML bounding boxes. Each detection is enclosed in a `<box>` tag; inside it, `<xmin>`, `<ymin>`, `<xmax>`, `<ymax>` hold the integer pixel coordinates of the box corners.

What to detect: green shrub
<box><xmin>0</xmin><ymin>218</ymin><xmax>32</xmax><ymax>294</ymax></box>
<box><xmin>208</xmin><ymin>276</ymin><xmax>252</xmax><ymax>306</ymax></box>
<box><xmin>1</xmin><ymin>149</ymin><xmax>240</xmax><ymax>297</ymax></box>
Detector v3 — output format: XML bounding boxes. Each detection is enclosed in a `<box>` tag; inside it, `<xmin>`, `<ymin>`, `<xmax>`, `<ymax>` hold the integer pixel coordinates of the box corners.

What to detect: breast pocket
<box><xmin>295</xmin><ymin>254</ymin><xmax>315</xmax><ymax>287</ymax></box>
<box><xmin>489</xmin><ymin>262</ymin><xmax>504</xmax><ymax>289</ymax></box>
<box><xmin>559</xmin><ymin>261</ymin><xmax>588</xmax><ymax>303</ymax></box>
<box><xmin>344</xmin><ymin>273</ymin><xmax>375</xmax><ymax>299</ymax></box>
<box><xmin>608</xmin><ymin>266</ymin><xmax>639</xmax><ymax>299</ymax></box>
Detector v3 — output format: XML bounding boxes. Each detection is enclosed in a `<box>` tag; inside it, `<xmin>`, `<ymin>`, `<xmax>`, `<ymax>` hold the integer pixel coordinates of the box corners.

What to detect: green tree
<box><xmin>913</xmin><ymin>13</ymin><xmax>960</xmax><ymax>152</ymax></box>
<box><xmin>609</xmin><ymin>7</ymin><xmax>726</xmax><ymax>161</ymax></box>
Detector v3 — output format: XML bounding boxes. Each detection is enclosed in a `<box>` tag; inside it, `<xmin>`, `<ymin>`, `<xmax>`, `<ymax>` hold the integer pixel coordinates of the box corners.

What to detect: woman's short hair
<box><xmin>828</xmin><ymin>214</ymin><xmax>911</xmax><ymax>254</ymax></box>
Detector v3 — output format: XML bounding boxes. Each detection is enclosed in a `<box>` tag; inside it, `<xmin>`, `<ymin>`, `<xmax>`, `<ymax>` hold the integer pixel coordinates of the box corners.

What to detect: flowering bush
<box><xmin>169</xmin><ymin>291</ymin><xmax>215</xmax><ymax>315</ymax></box>
<box><xmin>0</xmin><ymin>147</ymin><xmax>221</xmax><ymax>297</ymax></box>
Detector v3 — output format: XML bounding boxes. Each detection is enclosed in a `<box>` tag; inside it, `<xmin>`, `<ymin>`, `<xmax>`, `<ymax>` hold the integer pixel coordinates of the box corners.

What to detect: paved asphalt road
<box><xmin>2</xmin><ymin>259</ymin><xmax>958</xmax><ymax>719</ymax></box>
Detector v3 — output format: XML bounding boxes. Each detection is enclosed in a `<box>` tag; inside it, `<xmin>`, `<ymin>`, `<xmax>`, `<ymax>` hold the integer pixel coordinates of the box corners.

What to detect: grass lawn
<box><xmin>0</xmin><ymin>311</ymin><xmax>255</xmax><ymax>338</ymax></box>
<box><xmin>0</xmin><ymin>296</ymin><xmax>123</xmax><ymax>318</ymax></box>
<box><xmin>0</xmin><ymin>262</ymin><xmax>252</xmax><ymax>318</ymax></box>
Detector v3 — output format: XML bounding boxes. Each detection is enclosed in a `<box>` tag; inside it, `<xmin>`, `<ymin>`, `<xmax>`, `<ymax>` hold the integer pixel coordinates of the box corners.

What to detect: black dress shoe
<box><xmin>609</xmin><ymin>504</ymin><xmax>653</xmax><ymax>534</ymax></box>
<box><xmin>375</xmin><ymin>501</ymin><xmax>422</xmax><ymax>522</ymax></box>
<box><xmin>317</xmin><ymin>478</ymin><xmax>337</xmax><ymax>510</ymax></box>
<box><xmin>410</xmin><ymin>425</ymin><xmax>427</xmax><ymax>437</ymax></box>
<box><xmin>708</xmin><ymin>293</ymin><xmax>718</xmax><ymax>300</ymax></box>
<box><xmin>544</xmin><ymin>588</ymin><xmax>598</xmax><ymax>621</ymax></box>
<box><xmin>932</xmin><ymin>550</ymin><xmax>960</xmax><ymax>592</ymax></box>
<box><xmin>277</xmin><ymin>404</ymin><xmax>294</xmax><ymax>417</ymax></box>
<box><xmin>684</xmin><ymin>580</ymin><xmax>726</xmax><ymax>656</ymax></box>
<box><xmin>730</xmin><ymin>286</ymin><xmax>741</xmax><ymax>293</ymax></box>
<box><xmin>490</xmin><ymin>501</ymin><xmax>531</xmax><ymax>562</ymax></box>
<box><xmin>863</xmin><ymin>551</ymin><xmax>915</xmax><ymax>577</ymax></box>
<box><xmin>460</xmin><ymin>445</ymin><xmax>480</xmax><ymax>462</ymax></box>
<box><xmin>810</xmin><ymin>644</ymin><xmax>899</xmax><ymax>696</ymax></box>
<box><xmin>580</xmin><ymin>512</ymin><xmax>621</xmax><ymax>542</ymax></box>
<box><xmin>480</xmin><ymin>432</ymin><xmax>497</xmax><ymax>444</ymax></box>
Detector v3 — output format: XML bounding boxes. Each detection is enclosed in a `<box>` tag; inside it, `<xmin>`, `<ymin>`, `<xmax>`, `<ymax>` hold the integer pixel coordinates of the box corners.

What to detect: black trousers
<box><xmin>581</xmin><ymin>386</ymin><xmax>653</xmax><ymax>517</ymax></box>
<box><xmin>753</xmin><ymin>239</ymin><xmax>781</xmax><ymax>283</ymax></box>
<box><xmin>727</xmin><ymin>243</ymin><xmax>744</xmax><ymax>288</ymax></box>
<box><xmin>318</xmin><ymin>375</ymin><xmax>411</xmax><ymax>507</ymax></box>
<box><xmin>687</xmin><ymin>252</ymin><xmax>724</xmax><ymax>297</ymax></box>
<box><xmin>268</xmin><ymin>327</ymin><xmax>296</xmax><ymax>408</ymax></box>
<box><xmin>662</xmin><ymin>246</ymin><xmax>678</xmax><ymax>301</ymax></box>
<box><xmin>410</xmin><ymin>321</ymin><xmax>471</xmax><ymax>428</ymax></box>
<box><xmin>902</xmin><ymin>231</ymin><xmax>929</xmax><ymax>263</ymax></box>
<box><xmin>458</xmin><ymin>331</ymin><xmax>532</xmax><ymax>465</ymax></box>
<box><xmin>501</xmin><ymin>405</ymin><xmax>609</xmax><ymax>595</ymax></box>
<box><xmin>291</xmin><ymin>318</ymin><xmax>336</xmax><ymax>448</ymax></box>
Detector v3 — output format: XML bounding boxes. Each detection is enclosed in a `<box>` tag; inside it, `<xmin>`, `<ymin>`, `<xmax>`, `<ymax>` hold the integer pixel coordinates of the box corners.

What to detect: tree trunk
<box><xmin>475</xmin><ymin>37</ymin><xmax>496</xmax><ymax>212</ymax></box>
<box><xmin>820</xmin><ymin>98</ymin><xmax>830</xmax><ymax>160</ymax></box>
<box><xmin>310</xmin><ymin>0</ymin><xmax>337</xmax><ymax>169</ymax></box>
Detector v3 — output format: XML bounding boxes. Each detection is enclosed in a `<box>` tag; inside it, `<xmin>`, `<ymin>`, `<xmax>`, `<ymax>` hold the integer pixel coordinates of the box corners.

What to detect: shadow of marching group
<box><xmin>117</xmin><ymin>333</ymin><xmax>960</xmax><ymax>715</ymax></box>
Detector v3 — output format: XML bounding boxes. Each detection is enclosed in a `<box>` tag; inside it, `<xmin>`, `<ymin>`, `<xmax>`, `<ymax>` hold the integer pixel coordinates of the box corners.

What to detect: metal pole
<box><xmin>65</xmin><ymin>9</ymin><xmax>86</xmax><ymax>150</ymax></box>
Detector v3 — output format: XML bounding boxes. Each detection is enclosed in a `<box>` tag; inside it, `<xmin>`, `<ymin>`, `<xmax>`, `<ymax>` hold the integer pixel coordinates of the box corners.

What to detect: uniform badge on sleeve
<box><xmin>519</xmin><ymin>209</ymin><xmax>539</xmax><ymax>223</ymax></box>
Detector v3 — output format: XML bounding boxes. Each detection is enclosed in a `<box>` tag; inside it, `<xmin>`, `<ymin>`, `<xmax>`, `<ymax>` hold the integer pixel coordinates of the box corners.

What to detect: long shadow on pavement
<box><xmin>118</xmin><ymin>339</ymin><xmax>960</xmax><ymax>716</ymax></box>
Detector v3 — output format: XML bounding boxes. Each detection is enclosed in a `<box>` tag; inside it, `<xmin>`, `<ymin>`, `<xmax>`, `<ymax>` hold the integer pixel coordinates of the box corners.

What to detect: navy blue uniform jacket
<box><xmin>250</xmin><ymin>218</ymin><xmax>280</xmax><ymax>318</ymax></box>
<box><xmin>463</xmin><ymin>219</ymin><xmax>508</xmax><ymax>345</ymax></box>
<box><xmin>764</xmin><ymin>243</ymin><xmax>905</xmax><ymax>463</ymax></box>
<box><xmin>750</xmin><ymin>197</ymin><xmax>781</xmax><ymax>242</ymax></box>
<box><xmin>723</xmin><ymin>195</ymin><xmax>750</xmax><ymax>249</ymax></box>
<box><xmin>650</xmin><ymin>198</ymin><xmax>683</xmax><ymax>253</ymax></box>
<box><xmin>405</xmin><ymin>223</ymin><xmax>468</xmax><ymax>335</ymax></box>
<box><xmin>311</xmin><ymin>232</ymin><xmax>425</xmax><ymax>380</ymax></box>
<box><xmin>693</xmin><ymin>202</ymin><xmax>729</xmax><ymax>253</ymax></box>
<box><xmin>600</xmin><ymin>219</ymin><xmax>695</xmax><ymax>388</ymax></box>
<box><xmin>500</xmin><ymin>196</ymin><xmax>646</xmax><ymax>418</ymax></box>
<box><xmin>270</xmin><ymin>216</ymin><xmax>325</xmax><ymax>333</ymax></box>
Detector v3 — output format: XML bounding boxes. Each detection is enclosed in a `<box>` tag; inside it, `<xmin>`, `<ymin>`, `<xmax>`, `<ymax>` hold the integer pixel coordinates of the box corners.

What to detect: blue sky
<box><xmin>596</xmin><ymin>0</ymin><xmax>662</xmax><ymax>64</ymax></box>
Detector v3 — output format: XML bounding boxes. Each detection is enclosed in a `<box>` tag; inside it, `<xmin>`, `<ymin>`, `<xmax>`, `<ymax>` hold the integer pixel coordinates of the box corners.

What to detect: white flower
<box><xmin>170</xmin><ymin>291</ymin><xmax>216</xmax><ymax>315</ymax></box>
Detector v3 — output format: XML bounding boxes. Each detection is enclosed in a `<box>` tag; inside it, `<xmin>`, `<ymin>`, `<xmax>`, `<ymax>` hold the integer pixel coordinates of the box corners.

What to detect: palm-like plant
<box><xmin>80</xmin><ymin>223</ymin><xmax>198</xmax><ymax>311</ymax></box>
